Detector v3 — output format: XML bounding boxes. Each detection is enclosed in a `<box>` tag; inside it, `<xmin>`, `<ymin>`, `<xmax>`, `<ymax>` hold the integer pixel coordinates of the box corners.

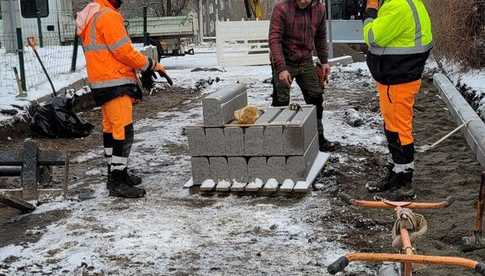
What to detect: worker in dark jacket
<box><xmin>269</xmin><ymin>0</ymin><xmax>339</xmax><ymax>152</ymax></box>
<box><xmin>77</xmin><ymin>0</ymin><xmax>166</xmax><ymax>198</ymax></box>
<box><xmin>363</xmin><ymin>0</ymin><xmax>432</xmax><ymax>200</ymax></box>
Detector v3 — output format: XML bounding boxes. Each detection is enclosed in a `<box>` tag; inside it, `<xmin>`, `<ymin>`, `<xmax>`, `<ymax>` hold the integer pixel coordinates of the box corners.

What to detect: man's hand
<box><xmin>150</xmin><ymin>62</ymin><xmax>173</xmax><ymax>86</ymax></box>
<box><xmin>278</xmin><ymin>70</ymin><xmax>292</xmax><ymax>88</ymax></box>
<box><xmin>316</xmin><ymin>63</ymin><xmax>331</xmax><ymax>88</ymax></box>
<box><xmin>366</xmin><ymin>0</ymin><xmax>379</xmax><ymax>10</ymax></box>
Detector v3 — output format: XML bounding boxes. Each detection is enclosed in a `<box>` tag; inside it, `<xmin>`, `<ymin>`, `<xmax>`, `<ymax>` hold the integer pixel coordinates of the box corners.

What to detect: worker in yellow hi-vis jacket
<box><xmin>363</xmin><ymin>0</ymin><xmax>433</xmax><ymax>201</ymax></box>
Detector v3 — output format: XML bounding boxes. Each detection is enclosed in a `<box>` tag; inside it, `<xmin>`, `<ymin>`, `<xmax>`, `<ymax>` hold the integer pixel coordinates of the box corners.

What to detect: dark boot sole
<box><xmin>109</xmin><ymin>190</ymin><xmax>146</xmax><ymax>198</ymax></box>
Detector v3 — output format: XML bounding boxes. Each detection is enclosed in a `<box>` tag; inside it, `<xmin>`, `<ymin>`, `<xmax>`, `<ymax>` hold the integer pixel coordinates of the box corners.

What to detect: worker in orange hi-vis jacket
<box><xmin>76</xmin><ymin>0</ymin><xmax>166</xmax><ymax>198</ymax></box>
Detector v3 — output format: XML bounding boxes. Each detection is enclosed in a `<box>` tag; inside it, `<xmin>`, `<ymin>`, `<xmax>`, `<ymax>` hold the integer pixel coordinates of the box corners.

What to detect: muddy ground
<box><xmin>0</xmin><ymin>71</ymin><xmax>484</xmax><ymax>275</ymax></box>
<box><xmin>320</xmin><ymin>76</ymin><xmax>484</xmax><ymax>276</ymax></box>
<box><xmin>0</xmin><ymin>85</ymin><xmax>201</xmax><ymax>248</ymax></box>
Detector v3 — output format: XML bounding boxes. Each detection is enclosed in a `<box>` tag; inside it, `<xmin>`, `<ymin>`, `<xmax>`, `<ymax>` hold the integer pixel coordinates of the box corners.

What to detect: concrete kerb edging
<box><xmin>313</xmin><ymin>55</ymin><xmax>354</xmax><ymax>66</ymax></box>
<box><xmin>433</xmin><ymin>73</ymin><xmax>485</xmax><ymax>167</ymax></box>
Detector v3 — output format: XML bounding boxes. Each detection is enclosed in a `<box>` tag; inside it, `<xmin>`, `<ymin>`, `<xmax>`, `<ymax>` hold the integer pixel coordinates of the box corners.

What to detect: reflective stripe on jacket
<box><xmin>78</xmin><ymin>0</ymin><xmax>149</xmax><ymax>90</ymax></box>
<box><xmin>363</xmin><ymin>0</ymin><xmax>433</xmax><ymax>84</ymax></box>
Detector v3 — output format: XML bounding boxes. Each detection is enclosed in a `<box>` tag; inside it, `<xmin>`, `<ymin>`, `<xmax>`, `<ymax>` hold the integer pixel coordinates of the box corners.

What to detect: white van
<box><xmin>1</xmin><ymin>0</ymin><xmax>195</xmax><ymax>55</ymax></box>
<box><xmin>0</xmin><ymin>0</ymin><xmax>74</xmax><ymax>46</ymax></box>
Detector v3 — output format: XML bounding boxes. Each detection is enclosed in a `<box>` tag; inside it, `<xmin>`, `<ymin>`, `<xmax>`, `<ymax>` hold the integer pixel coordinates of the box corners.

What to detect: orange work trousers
<box><xmin>377</xmin><ymin>80</ymin><xmax>421</xmax><ymax>145</ymax></box>
<box><xmin>102</xmin><ymin>95</ymin><xmax>133</xmax><ymax>140</ymax></box>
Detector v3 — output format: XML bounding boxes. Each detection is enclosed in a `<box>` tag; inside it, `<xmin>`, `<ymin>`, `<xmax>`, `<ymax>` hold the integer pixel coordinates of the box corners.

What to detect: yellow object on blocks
<box><xmin>234</xmin><ymin>106</ymin><xmax>260</xmax><ymax>124</ymax></box>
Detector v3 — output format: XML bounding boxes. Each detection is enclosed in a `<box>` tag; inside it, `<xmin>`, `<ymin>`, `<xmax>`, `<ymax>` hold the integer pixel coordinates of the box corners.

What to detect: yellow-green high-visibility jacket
<box><xmin>363</xmin><ymin>0</ymin><xmax>433</xmax><ymax>85</ymax></box>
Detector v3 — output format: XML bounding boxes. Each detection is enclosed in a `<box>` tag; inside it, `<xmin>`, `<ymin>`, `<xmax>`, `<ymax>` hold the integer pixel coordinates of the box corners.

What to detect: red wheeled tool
<box><xmin>328</xmin><ymin>197</ymin><xmax>485</xmax><ymax>275</ymax></box>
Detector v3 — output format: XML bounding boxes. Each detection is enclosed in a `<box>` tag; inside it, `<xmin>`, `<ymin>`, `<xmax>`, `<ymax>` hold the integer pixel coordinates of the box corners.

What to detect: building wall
<box><xmin>200</xmin><ymin>0</ymin><xmax>277</xmax><ymax>37</ymax></box>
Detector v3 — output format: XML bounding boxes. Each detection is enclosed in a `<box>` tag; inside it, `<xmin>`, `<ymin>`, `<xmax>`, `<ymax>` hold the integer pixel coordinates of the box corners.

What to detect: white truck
<box><xmin>0</xmin><ymin>0</ymin><xmax>195</xmax><ymax>56</ymax></box>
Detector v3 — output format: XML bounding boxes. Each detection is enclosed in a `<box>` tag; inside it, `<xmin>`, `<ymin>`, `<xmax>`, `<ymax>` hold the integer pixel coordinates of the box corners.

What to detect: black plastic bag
<box><xmin>28</xmin><ymin>96</ymin><xmax>94</xmax><ymax>138</ymax></box>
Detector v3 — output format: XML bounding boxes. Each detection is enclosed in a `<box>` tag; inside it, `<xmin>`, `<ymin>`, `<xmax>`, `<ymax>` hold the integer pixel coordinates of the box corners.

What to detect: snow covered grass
<box><xmin>439</xmin><ymin>60</ymin><xmax>485</xmax><ymax>119</ymax></box>
<box><xmin>0</xmin><ymin>45</ymin><xmax>87</xmax><ymax>125</ymax></box>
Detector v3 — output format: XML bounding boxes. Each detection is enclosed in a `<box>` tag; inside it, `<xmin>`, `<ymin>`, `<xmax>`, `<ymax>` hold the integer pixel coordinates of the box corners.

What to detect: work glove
<box><xmin>140</xmin><ymin>59</ymin><xmax>173</xmax><ymax>91</ymax></box>
<box><xmin>315</xmin><ymin>62</ymin><xmax>330</xmax><ymax>89</ymax></box>
<box><xmin>366</xmin><ymin>0</ymin><xmax>379</xmax><ymax>10</ymax></box>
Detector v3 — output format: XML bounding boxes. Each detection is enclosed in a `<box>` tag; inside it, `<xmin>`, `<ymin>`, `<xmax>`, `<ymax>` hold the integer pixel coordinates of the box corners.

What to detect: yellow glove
<box><xmin>367</xmin><ymin>0</ymin><xmax>379</xmax><ymax>10</ymax></box>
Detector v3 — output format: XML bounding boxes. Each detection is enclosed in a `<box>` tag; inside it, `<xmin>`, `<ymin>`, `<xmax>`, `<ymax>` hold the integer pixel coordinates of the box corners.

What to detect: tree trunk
<box><xmin>167</xmin><ymin>0</ymin><xmax>172</xmax><ymax>15</ymax></box>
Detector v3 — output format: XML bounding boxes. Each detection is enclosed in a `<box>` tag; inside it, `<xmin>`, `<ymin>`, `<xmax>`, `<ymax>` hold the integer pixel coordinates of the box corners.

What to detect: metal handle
<box><xmin>475</xmin><ymin>262</ymin><xmax>485</xmax><ymax>275</ymax></box>
<box><xmin>161</xmin><ymin>72</ymin><xmax>173</xmax><ymax>86</ymax></box>
<box><xmin>327</xmin><ymin>256</ymin><xmax>349</xmax><ymax>275</ymax></box>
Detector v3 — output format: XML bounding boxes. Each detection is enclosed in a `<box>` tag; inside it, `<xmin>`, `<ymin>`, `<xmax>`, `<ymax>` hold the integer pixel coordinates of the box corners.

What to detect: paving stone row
<box><xmin>190</xmin><ymin>134</ymin><xmax>318</xmax><ymax>184</ymax></box>
<box><xmin>187</xmin><ymin>106</ymin><xmax>317</xmax><ymax>156</ymax></box>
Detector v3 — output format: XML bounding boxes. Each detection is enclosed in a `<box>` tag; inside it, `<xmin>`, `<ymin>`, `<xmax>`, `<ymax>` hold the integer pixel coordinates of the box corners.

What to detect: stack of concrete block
<box><xmin>186</xmin><ymin>83</ymin><xmax>320</xmax><ymax>193</ymax></box>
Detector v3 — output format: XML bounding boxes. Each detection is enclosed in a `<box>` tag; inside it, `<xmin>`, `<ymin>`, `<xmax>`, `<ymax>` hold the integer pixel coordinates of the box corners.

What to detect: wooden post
<box><xmin>198</xmin><ymin>0</ymin><xmax>204</xmax><ymax>42</ymax></box>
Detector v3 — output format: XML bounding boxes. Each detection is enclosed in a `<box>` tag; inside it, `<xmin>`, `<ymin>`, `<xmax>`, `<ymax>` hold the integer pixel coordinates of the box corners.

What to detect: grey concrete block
<box><xmin>263</xmin><ymin>125</ymin><xmax>284</xmax><ymax>155</ymax></box>
<box><xmin>328</xmin><ymin>55</ymin><xmax>353</xmax><ymax>66</ymax></box>
<box><xmin>230</xmin><ymin>181</ymin><xmax>247</xmax><ymax>192</ymax></box>
<box><xmin>244</xmin><ymin>126</ymin><xmax>264</xmax><ymax>155</ymax></box>
<box><xmin>267</xmin><ymin>156</ymin><xmax>286</xmax><ymax>182</ymax></box>
<box><xmin>245</xmin><ymin>107</ymin><xmax>282</xmax><ymax>155</ymax></box>
<box><xmin>293</xmin><ymin>180</ymin><xmax>312</xmax><ymax>193</ymax></box>
<box><xmin>256</xmin><ymin>107</ymin><xmax>282</xmax><ymax>123</ymax></box>
<box><xmin>222</xmin><ymin>90</ymin><xmax>248</xmax><ymax>123</ymax></box>
<box><xmin>279</xmin><ymin>179</ymin><xmax>295</xmax><ymax>192</ymax></box>
<box><xmin>262</xmin><ymin>109</ymin><xmax>293</xmax><ymax>155</ymax></box>
<box><xmin>186</xmin><ymin>126</ymin><xmax>206</xmax><ymax>156</ymax></box>
<box><xmin>224</xmin><ymin>127</ymin><xmax>245</xmax><ymax>156</ymax></box>
<box><xmin>285</xmin><ymin>106</ymin><xmax>318</xmax><ymax>155</ymax></box>
<box><xmin>245</xmin><ymin>178</ymin><xmax>264</xmax><ymax>192</ymax></box>
<box><xmin>262</xmin><ymin>178</ymin><xmax>279</xmax><ymax>192</ymax></box>
<box><xmin>286</xmin><ymin>134</ymin><xmax>319</xmax><ymax>180</ymax></box>
<box><xmin>205</xmin><ymin>128</ymin><xmax>225</xmax><ymax>156</ymax></box>
<box><xmin>228</xmin><ymin>157</ymin><xmax>248</xmax><ymax>184</ymax></box>
<box><xmin>209</xmin><ymin>157</ymin><xmax>230</xmax><ymax>182</ymax></box>
<box><xmin>216</xmin><ymin>180</ymin><xmax>232</xmax><ymax>192</ymax></box>
<box><xmin>191</xmin><ymin>157</ymin><xmax>211</xmax><ymax>185</ymax></box>
<box><xmin>248</xmin><ymin>157</ymin><xmax>267</xmax><ymax>182</ymax></box>
<box><xmin>203</xmin><ymin>83</ymin><xmax>247</xmax><ymax>127</ymax></box>
<box><xmin>200</xmin><ymin>179</ymin><xmax>216</xmax><ymax>191</ymax></box>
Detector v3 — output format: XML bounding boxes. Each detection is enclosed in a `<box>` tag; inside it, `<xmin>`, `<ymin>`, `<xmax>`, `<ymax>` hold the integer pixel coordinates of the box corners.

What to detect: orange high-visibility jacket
<box><xmin>77</xmin><ymin>0</ymin><xmax>150</xmax><ymax>90</ymax></box>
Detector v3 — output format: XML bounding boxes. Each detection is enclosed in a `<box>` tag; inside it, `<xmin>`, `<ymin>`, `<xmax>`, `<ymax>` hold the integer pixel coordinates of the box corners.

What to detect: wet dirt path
<box><xmin>322</xmin><ymin>75</ymin><xmax>484</xmax><ymax>275</ymax></box>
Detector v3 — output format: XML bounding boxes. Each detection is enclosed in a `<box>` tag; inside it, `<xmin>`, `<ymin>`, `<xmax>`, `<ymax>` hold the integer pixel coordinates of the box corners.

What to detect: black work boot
<box><xmin>374</xmin><ymin>169</ymin><xmax>416</xmax><ymax>201</ymax></box>
<box><xmin>108</xmin><ymin>170</ymin><xmax>146</xmax><ymax>198</ymax></box>
<box><xmin>318</xmin><ymin>133</ymin><xmax>340</xmax><ymax>152</ymax></box>
<box><xmin>107</xmin><ymin>165</ymin><xmax>142</xmax><ymax>189</ymax></box>
<box><xmin>366</xmin><ymin>163</ymin><xmax>395</xmax><ymax>192</ymax></box>
<box><xmin>126</xmin><ymin>169</ymin><xmax>142</xmax><ymax>186</ymax></box>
